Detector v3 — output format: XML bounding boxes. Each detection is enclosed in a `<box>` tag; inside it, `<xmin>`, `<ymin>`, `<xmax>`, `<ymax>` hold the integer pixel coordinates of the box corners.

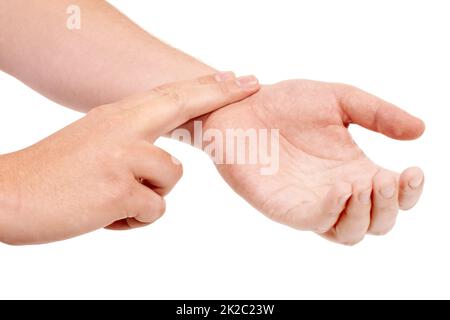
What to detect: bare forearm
<box><xmin>0</xmin><ymin>0</ymin><xmax>215</xmax><ymax>112</ymax></box>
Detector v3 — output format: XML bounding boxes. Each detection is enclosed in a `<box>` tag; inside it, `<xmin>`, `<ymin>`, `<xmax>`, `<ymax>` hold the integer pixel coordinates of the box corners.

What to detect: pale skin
<box><xmin>0</xmin><ymin>0</ymin><xmax>425</xmax><ymax>245</ymax></box>
<box><xmin>0</xmin><ymin>73</ymin><xmax>260</xmax><ymax>244</ymax></box>
<box><xmin>205</xmin><ymin>81</ymin><xmax>424</xmax><ymax>245</ymax></box>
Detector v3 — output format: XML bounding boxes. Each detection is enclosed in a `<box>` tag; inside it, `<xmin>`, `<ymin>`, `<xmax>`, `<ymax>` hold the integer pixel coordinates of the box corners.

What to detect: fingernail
<box><xmin>235</xmin><ymin>75</ymin><xmax>259</xmax><ymax>90</ymax></box>
<box><xmin>358</xmin><ymin>189</ymin><xmax>372</xmax><ymax>204</ymax></box>
<box><xmin>380</xmin><ymin>186</ymin><xmax>395</xmax><ymax>199</ymax></box>
<box><xmin>339</xmin><ymin>193</ymin><xmax>352</xmax><ymax>205</ymax></box>
<box><xmin>215</xmin><ymin>71</ymin><xmax>235</xmax><ymax>82</ymax></box>
<box><xmin>409</xmin><ymin>176</ymin><xmax>423</xmax><ymax>189</ymax></box>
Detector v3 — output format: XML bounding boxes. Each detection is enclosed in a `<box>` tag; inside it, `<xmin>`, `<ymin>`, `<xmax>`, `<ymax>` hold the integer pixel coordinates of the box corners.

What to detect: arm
<box><xmin>0</xmin><ymin>74</ymin><xmax>259</xmax><ymax>244</ymax></box>
<box><xmin>0</xmin><ymin>0</ymin><xmax>214</xmax><ymax>111</ymax></box>
<box><xmin>0</xmin><ymin>0</ymin><xmax>425</xmax><ymax>245</ymax></box>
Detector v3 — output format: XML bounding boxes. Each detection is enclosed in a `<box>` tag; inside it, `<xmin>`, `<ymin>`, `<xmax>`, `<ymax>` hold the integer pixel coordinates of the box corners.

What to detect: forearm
<box><xmin>0</xmin><ymin>153</ymin><xmax>21</xmax><ymax>243</ymax></box>
<box><xmin>0</xmin><ymin>0</ymin><xmax>215</xmax><ymax>112</ymax></box>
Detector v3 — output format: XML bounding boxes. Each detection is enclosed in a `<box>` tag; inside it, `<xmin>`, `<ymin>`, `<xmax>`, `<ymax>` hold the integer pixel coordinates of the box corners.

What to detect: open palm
<box><xmin>204</xmin><ymin>80</ymin><xmax>425</xmax><ymax>245</ymax></box>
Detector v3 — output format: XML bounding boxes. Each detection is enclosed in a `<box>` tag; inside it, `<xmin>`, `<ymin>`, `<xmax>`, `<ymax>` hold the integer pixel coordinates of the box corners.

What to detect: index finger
<box><xmin>135</xmin><ymin>72</ymin><xmax>260</xmax><ymax>138</ymax></box>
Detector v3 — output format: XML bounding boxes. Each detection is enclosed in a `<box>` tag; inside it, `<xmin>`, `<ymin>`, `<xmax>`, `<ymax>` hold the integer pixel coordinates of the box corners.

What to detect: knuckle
<box><xmin>86</xmin><ymin>104</ymin><xmax>125</xmax><ymax>132</ymax></box>
<box><xmin>106</xmin><ymin>178</ymin><xmax>133</xmax><ymax>205</ymax></box>
<box><xmin>197</xmin><ymin>75</ymin><xmax>214</xmax><ymax>84</ymax></box>
<box><xmin>153</xmin><ymin>84</ymin><xmax>187</xmax><ymax>111</ymax></box>
<box><xmin>335</xmin><ymin>83</ymin><xmax>359</xmax><ymax>106</ymax></box>
<box><xmin>217</xmin><ymin>81</ymin><xmax>232</xmax><ymax>96</ymax></box>
<box><xmin>102</xmin><ymin>167</ymin><xmax>122</xmax><ymax>186</ymax></box>
<box><xmin>107</xmin><ymin>146</ymin><xmax>127</xmax><ymax>163</ymax></box>
<box><xmin>336</xmin><ymin>83</ymin><xmax>357</xmax><ymax>95</ymax></box>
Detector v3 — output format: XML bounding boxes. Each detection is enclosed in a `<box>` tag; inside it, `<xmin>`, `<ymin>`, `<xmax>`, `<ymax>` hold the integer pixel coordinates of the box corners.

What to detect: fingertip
<box><xmin>382</xmin><ymin>110</ymin><xmax>425</xmax><ymax>140</ymax></box>
<box><xmin>400</xmin><ymin>167</ymin><xmax>424</xmax><ymax>191</ymax></box>
<box><xmin>369</xmin><ymin>170</ymin><xmax>400</xmax><ymax>235</ymax></box>
<box><xmin>415</xmin><ymin>118</ymin><xmax>426</xmax><ymax>138</ymax></box>
<box><xmin>399</xmin><ymin>167</ymin><xmax>424</xmax><ymax>210</ymax></box>
<box><xmin>400</xmin><ymin>117</ymin><xmax>426</xmax><ymax>140</ymax></box>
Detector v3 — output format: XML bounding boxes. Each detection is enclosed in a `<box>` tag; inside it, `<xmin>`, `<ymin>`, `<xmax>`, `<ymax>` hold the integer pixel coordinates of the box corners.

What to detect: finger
<box><xmin>315</xmin><ymin>183</ymin><xmax>353</xmax><ymax>233</ymax></box>
<box><xmin>130</xmin><ymin>184</ymin><xmax>166</xmax><ymax>224</ymax></box>
<box><xmin>198</xmin><ymin>71</ymin><xmax>236</xmax><ymax>84</ymax></box>
<box><xmin>399</xmin><ymin>167</ymin><xmax>424</xmax><ymax>210</ymax></box>
<box><xmin>106</xmin><ymin>183</ymin><xmax>166</xmax><ymax>231</ymax></box>
<box><xmin>114</xmin><ymin>72</ymin><xmax>237</xmax><ymax>108</ymax></box>
<box><xmin>323</xmin><ymin>179</ymin><xmax>372</xmax><ymax>245</ymax></box>
<box><xmin>140</xmin><ymin>72</ymin><xmax>260</xmax><ymax>137</ymax></box>
<box><xmin>287</xmin><ymin>183</ymin><xmax>352</xmax><ymax>233</ymax></box>
<box><xmin>338</xmin><ymin>85</ymin><xmax>425</xmax><ymax>140</ymax></box>
<box><xmin>130</xmin><ymin>143</ymin><xmax>183</xmax><ymax>196</ymax></box>
<box><xmin>368</xmin><ymin>170</ymin><xmax>399</xmax><ymax>235</ymax></box>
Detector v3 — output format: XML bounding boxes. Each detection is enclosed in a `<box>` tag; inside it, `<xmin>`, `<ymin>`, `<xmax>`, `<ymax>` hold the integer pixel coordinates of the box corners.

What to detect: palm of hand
<box><xmin>203</xmin><ymin>80</ymin><xmax>424</xmax><ymax>244</ymax></box>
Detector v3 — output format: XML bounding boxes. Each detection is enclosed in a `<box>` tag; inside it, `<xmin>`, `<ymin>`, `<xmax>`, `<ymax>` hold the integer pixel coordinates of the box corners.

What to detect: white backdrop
<box><xmin>0</xmin><ymin>0</ymin><xmax>448</xmax><ymax>299</ymax></box>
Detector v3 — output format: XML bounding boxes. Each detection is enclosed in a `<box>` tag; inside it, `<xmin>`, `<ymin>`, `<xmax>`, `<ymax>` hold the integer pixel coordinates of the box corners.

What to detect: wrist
<box><xmin>166</xmin><ymin>114</ymin><xmax>209</xmax><ymax>150</ymax></box>
<box><xmin>167</xmin><ymin>83</ymin><xmax>264</xmax><ymax>152</ymax></box>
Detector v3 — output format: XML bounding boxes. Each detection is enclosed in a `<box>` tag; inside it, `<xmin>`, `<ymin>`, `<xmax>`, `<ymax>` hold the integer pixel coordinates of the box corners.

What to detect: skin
<box><xmin>203</xmin><ymin>80</ymin><xmax>424</xmax><ymax>245</ymax></box>
<box><xmin>0</xmin><ymin>0</ymin><xmax>425</xmax><ymax>245</ymax></box>
<box><xmin>0</xmin><ymin>73</ymin><xmax>260</xmax><ymax>244</ymax></box>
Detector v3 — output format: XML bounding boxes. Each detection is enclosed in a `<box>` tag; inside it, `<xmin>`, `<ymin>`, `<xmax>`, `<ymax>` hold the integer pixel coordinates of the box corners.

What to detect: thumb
<box><xmin>131</xmin><ymin>72</ymin><xmax>259</xmax><ymax>138</ymax></box>
<box><xmin>338</xmin><ymin>85</ymin><xmax>425</xmax><ymax>140</ymax></box>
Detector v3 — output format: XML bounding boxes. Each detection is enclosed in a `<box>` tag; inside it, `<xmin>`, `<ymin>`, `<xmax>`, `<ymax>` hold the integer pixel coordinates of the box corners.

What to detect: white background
<box><xmin>0</xmin><ymin>0</ymin><xmax>449</xmax><ymax>299</ymax></box>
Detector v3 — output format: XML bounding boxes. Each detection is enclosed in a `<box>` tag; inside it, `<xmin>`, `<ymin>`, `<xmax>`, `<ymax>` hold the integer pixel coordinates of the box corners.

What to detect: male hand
<box><xmin>203</xmin><ymin>80</ymin><xmax>425</xmax><ymax>245</ymax></box>
<box><xmin>0</xmin><ymin>73</ymin><xmax>259</xmax><ymax>245</ymax></box>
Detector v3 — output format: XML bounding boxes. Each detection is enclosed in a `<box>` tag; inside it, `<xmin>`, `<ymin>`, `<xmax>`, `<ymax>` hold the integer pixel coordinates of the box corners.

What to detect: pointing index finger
<box><xmin>138</xmin><ymin>72</ymin><xmax>260</xmax><ymax>138</ymax></box>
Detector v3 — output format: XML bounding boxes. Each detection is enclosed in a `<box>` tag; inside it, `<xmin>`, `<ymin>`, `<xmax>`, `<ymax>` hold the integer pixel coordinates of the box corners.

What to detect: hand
<box><xmin>203</xmin><ymin>80</ymin><xmax>425</xmax><ymax>245</ymax></box>
<box><xmin>0</xmin><ymin>72</ymin><xmax>260</xmax><ymax>245</ymax></box>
